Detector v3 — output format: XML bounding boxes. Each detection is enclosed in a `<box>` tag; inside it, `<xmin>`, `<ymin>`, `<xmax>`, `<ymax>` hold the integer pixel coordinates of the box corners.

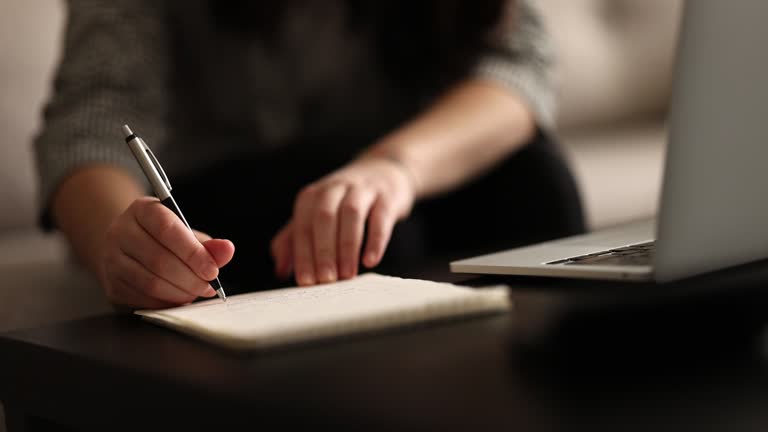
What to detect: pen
<box><xmin>122</xmin><ymin>124</ymin><xmax>227</xmax><ymax>303</ymax></box>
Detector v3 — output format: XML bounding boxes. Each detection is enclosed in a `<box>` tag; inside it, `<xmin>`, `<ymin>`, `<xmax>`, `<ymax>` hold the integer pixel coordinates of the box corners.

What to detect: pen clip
<box><xmin>143</xmin><ymin>146</ymin><xmax>172</xmax><ymax>192</ymax></box>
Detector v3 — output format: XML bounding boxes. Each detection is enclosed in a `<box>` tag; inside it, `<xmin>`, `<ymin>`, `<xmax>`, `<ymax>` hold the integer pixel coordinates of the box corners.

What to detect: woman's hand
<box><xmin>271</xmin><ymin>157</ymin><xmax>416</xmax><ymax>286</ymax></box>
<box><xmin>270</xmin><ymin>78</ymin><xmax>536</xmax><ymax>287</ymax></box>
<box><xmin>100</xmin><ymin>197</ymin><xmax>235</xmax><ymax>308</ymax></box>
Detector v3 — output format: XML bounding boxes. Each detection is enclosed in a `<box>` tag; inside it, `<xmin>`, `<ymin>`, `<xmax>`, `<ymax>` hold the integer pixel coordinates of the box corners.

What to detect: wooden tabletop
<box><xmin>3</xmin><ymin>264</ymin><xmax>768</xmax><ymax>431</ymax></box>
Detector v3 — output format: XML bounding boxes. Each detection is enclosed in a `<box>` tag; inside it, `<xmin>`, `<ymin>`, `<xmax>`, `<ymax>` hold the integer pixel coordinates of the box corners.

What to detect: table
<box><xmin>3</xmin><ymin>263</ymin><xmax>768</xmax><ymax>431</ymax></box>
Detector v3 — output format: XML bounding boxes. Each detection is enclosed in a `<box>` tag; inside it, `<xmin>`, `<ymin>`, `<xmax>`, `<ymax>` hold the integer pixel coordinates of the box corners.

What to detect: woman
<box><xmin>35</xmin><ymin>0</ymin><xmax>584</xmax><ymax>309</ymax></box>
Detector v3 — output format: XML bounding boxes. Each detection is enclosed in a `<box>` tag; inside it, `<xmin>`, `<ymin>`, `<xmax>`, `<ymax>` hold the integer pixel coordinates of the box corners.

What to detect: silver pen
<box><xmin>122</xmin><ymin>124</ymin><xmax>227</xmax><ymax>302</ymax></box>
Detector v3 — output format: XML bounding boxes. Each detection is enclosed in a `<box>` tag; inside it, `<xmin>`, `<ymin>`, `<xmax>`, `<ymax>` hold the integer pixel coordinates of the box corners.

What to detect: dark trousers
<box><xmin>173</xmin><ymin>129</ymin><xmax>586</xmax><ymax>293</ymax></box>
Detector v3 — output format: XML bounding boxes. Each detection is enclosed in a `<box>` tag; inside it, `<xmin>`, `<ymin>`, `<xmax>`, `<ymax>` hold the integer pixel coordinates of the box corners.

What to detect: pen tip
<box><xmin>122</xmin><ymin>124</ymin><xmax>133</xmax><ymax>137</ymax></box>
<box><xmin>216</xmin><ymin>288</ymin><xmax>227</xmax><ymax>303</ymax></box>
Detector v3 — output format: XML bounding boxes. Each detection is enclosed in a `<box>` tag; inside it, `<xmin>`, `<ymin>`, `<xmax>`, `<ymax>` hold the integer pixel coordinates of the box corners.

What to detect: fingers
<box><xmin>271</xmin><ymin>224</ymin><xmax>294</xmax><ymax>280</ymax></box>
<box><xmin>135</xmin><ymin>199</ymin><xmax>219</xmax><ymax>281</ymax></box>
<box><xmin>194</xmin><ymin>230</ymin><xmax>235</xmax><ymax>268</ymax></box>
<box><xmin>363</xmin><ymin>197</ymin><xmax>397</xmax><ymax>268</ymax></box>
<box><xmin>118</xmin><ymin>220</ymin><xmax>213</xmax><ymax>298</ymax></box>
<box><xmin>293</xmin><ymin>183</ymin><xmax>349</xmax><ymax>285</ymax></box>
<box><xmin>110</xmin><ymin>252</ymin><xmax>200</xmax><ymax>305</ymax></box>
<box><xmin>337</xmin><ymin>186</ymin><xmax>376</xmax><ymax>279</ymax></box>
<box><xmin>293</xmin><ymin>186</ymin><xmax>319</xmax><ymax>286</ymax></box>
<box><xmin>285</xmin><ymin>159</ymin><xmax>417</xmax><ymax>285</ymax></box>
<box><xmin>193</xmin><ymin>230</ymin><xmax>212</xmax><ymax>242</ymax></box>
<box><xmin>202</xmin><ymin>239</ymin><xmax>235</xmax><ymax>268</ymax></box>
<box><xmin>311</xmin><ymin>185</ymin><xmax>348</xmax><ymax>283</ymax></box>
<box><xmin>106</xmin><ymin>279</ymin><xmax>177</xmax><ymax>310</ymax></box>
<box><xmin>100</xmin><ymin>198</ymin><xmax>238</xmax><ymax>310</ymax></box>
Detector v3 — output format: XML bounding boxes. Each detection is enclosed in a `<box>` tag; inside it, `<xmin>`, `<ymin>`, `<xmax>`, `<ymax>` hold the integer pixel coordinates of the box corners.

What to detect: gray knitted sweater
<box><xmin>33</xmin><ymin>0</ymin><xmax>555</xmax><ymax>219</ymax></box>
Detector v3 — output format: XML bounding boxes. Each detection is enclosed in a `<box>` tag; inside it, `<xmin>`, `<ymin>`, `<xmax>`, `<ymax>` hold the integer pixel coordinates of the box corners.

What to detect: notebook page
<box><xmin>137</xmin><ymin>273</ymin><xmax>510</xmax><ymax>349</ymax></box>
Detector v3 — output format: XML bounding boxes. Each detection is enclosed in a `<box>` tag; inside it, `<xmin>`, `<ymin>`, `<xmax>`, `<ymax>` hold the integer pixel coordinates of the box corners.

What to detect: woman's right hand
<box><xmin>100</xmin><ymin>197</ymin><xmax>235</xmax><ymax>309</ymax></box>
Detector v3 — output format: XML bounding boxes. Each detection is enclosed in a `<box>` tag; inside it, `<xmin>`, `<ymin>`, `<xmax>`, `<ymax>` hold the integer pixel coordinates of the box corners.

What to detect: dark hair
<box><xmin>209</xmin><ymin>1</ymin><xmax>509</xmax><ymax>94</ymax></box>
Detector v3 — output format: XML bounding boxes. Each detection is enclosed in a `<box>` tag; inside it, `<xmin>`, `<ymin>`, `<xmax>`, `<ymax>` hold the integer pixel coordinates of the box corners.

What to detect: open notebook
<box><xmin>136</xmin><ymin>273</ymin><xmax>510</xmax><ymax>350</ymax></box>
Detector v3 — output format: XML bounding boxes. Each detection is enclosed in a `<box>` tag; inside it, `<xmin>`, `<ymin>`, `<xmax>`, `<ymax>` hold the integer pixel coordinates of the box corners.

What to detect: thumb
<box><xmin>193</xmin><ymin>230</ymin><xmax>213</xmax><ymax>243</ymax></box>
<box><xmin>202</xmin><ymin>239</ymin><xmax>235</xmax><ymax>268</ymax></box>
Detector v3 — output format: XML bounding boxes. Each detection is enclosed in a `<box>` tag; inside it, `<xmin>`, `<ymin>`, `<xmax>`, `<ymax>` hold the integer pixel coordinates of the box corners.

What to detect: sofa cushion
<box><xmin>0</xmin><ymin>0</ymin><xmax>64</xmax><ymax>232</ymax></box>
<box><xmin>558</xmin><ymin>121</ymin><xmax>666</xmax><ymax>229</ymax></box>
<box><xmin>0</xmin><ymin>232</ymin><xmax>112</xmax><ymax>333</ymax></box>
<box><xmin>537</xmin><ymin>0</ymin><xmax>684</xmax><ymax>131</ymax></box>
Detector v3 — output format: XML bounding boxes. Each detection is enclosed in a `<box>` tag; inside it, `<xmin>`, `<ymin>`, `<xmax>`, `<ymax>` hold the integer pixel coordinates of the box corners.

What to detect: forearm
<box><xmin>51</xmin><ymin>165</ymin><xmax>145</xmax><ymax>279</ymax></box>
<box><xmin>363</xmin><ymin>78</ymin><xmax>536</xmax><ymax>199</ymax></box>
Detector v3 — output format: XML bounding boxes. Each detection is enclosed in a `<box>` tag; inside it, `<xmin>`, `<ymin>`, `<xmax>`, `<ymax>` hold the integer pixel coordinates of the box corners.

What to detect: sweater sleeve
<box><xmin>33</xmin><ymin>0</ymin><xmax>170</xmax><ymax>229</ymax></box>
<box><xmin>473</xmin><ymin>0</ymin><xmax>557</xmax><ymax>129</ymax></box>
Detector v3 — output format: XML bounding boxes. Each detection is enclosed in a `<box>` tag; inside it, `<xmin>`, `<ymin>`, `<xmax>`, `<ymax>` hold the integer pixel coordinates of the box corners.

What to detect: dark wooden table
<box><xmin>3</xmin><ymin>263</ymin><xmax>768</xmax><ymax>431</ymax></box>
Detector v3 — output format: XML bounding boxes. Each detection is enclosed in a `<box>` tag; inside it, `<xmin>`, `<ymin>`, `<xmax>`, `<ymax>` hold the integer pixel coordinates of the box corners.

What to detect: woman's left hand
<box><xmin>271</xmin><ymin>156</ymin><xmax>416</xmax><ymax>286</ymax></box>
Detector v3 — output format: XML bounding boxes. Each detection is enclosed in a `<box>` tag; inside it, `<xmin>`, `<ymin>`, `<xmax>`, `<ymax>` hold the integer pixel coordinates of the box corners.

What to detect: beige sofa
<box><xmin>0</xmin><ymin>0</ymin><xmax>683</xmax><ymax>329</ymax></box>
<box><xmin>0</xmin><ymin>1</ymin><xmax>113</xmax><ymax>335</ymax></box>
<box><xmin>541</xmin><ymin>0</ymin><xmax>683</xmax><ymax>228</ymax></box>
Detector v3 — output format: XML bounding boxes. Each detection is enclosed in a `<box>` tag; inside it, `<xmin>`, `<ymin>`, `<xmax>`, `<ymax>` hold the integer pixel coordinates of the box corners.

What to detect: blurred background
<box><xmin>0</xmin><ymin>0</ymin><xmax>683</xmax><ymax>329</ymax></box>
<box><xmin>0</xmin><ymin>1</ymin><xmax>683</xmax><ymax>429</ymax></box>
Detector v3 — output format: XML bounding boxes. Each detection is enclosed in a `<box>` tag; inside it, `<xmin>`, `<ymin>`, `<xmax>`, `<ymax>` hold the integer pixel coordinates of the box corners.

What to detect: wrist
<box><xmin>52</xmin><ymin>166</ymin><xmax>143</xmax><ymax>275</ymax></box>
<box><xmin>358</xmin><ymin>147</ymin><xmax>422</xmax><ymax>199</ymax></box>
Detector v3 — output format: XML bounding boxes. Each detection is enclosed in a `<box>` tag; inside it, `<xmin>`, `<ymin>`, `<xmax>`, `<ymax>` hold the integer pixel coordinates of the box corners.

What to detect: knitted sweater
<box><xmin>33</xmin><ymin>0</ymin><xmax>556</xmax><ymax>221</ymax></box>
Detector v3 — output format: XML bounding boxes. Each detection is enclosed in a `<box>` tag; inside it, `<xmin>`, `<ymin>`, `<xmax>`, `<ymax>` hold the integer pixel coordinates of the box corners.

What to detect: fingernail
<box><xmin>203</xmin><ymin>287</ymin><xmax>216</xmax><ymax>297</ymax></box>
<box><xmin>297</xmin><ymin>273</ymin><xmax>314</xmax><ymax>286</ymax></box>
<box><xmin>365</xmin><ymin>252</ymin><xmax>377</xmax><ymax>267</ymax></box>
<box><xmin>320</xmin><ymin>267</ymin><xmax>337</xmax><ymax>283</ymax></box>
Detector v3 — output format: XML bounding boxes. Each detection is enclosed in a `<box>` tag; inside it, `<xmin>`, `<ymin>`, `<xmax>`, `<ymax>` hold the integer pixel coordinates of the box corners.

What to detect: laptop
<box><xmin>451</xmin><ymin>0</ymin><xmax>768</xmax><ymax>283</ymax></box>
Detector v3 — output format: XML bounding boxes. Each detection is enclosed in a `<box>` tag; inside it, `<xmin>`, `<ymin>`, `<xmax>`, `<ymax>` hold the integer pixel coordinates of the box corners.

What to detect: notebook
<box><xmin>136</xmin><ymin>273</ymin><xmax>511</xmax><ymax>350</ymax></box>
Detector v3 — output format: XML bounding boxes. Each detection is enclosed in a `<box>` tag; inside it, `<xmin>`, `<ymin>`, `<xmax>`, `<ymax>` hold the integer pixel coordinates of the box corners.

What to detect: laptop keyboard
<box><xmin>546</xmin><ymin>241</ymin><xmax>655</xmax><ymax>267</ymax></box>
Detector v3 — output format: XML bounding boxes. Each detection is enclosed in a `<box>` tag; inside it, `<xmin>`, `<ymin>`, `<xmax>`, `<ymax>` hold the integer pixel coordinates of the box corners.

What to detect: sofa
<box><xmin>0</xmin><ymin>0</ymin><xmax>683</xmax><ymax>336</ymax></box>
<box><xmin>0</xmin><ymin>1</ymin><xmax>114</xmax><ymax>335</ymax></box>
<box><xmin>540</xmin><ymin>0</ymin><xmax>682</xmax><ymax>229</ymax></box>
